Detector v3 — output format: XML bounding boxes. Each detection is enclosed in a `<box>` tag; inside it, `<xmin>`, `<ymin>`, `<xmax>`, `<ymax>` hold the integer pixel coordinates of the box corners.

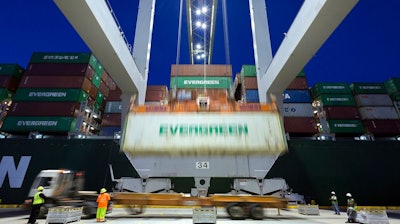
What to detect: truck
<box><xmin>25</xmin><ymin>169</ymin><xmax>112</xmax><ymax>219</ymax></box>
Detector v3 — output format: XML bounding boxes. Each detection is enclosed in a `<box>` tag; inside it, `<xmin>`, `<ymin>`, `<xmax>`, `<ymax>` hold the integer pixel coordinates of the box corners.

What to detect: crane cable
<box><xmin>174</xmin><ymin>0</ymin><xmax>184</xmax><ymax>101</ymax></box>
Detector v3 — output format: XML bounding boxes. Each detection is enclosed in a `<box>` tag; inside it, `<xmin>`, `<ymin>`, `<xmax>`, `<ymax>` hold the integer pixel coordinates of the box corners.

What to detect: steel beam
<box><xmin>254</xmin><ymin>0</ymin><xmax>358</xmax><ymax>103</ymax></box>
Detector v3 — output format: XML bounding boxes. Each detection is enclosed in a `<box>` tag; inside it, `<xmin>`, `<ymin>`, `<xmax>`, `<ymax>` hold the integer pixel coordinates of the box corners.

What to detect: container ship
<box><xmin>1</xmin><ymin>53</ymin><xmax>400</xmax><ymax>207</ymax></box>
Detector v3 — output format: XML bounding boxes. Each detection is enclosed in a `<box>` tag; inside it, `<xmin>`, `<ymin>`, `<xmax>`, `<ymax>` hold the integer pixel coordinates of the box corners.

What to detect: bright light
<box><xmin>195</xmin><ymin>21</ymin><xmax>202</xmax><ymax>27</ymax></box>
<box><xmin>201</xmin><ymin>23</ymin><xmax>207</xmax><ymax>29</ymax></box>
<box><xmin>196</xmin><ymin>44</ymin><xmax>202</xmax><ymax>49</ymax></box>
<box><xmin>201</xmin><ymin>54</ymin><xmax>206</xmax><ymax>58</ymax></box>
<box><xmin>195</xmin><ymin>9</ymin><xmax>201</xmax><ymax>15</ymax></box>
<box><xmin>202</xmin><ymin>6</ymin><xmax>208</xmax><ymax>14</ymax></box>
<box><xmin>196</xmin><ymin>55</ymin><xmax>201</xmax><ymax>60</ymax></box>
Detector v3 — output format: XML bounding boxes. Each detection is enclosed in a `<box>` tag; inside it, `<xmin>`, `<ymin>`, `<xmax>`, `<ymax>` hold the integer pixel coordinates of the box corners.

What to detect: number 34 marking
<box><xmin>196</xmin><ymin>161</ymin><xmax>209</xmax><ymax>169</ymax></box>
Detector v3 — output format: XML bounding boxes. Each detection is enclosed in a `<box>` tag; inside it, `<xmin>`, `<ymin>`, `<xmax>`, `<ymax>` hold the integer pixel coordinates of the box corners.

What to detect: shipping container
<box><xmin>311</xmin><ymin>82</ymin><xmax>351</xmax><ymax>97</ymax></box>
<box><xmin>350</xmin><ymin>82</ymin><xmax>387</xmax><ymax>94</ymax></box>
<box><xmin>106</xmin><ymin>87</ymin><xmax>122</xmax><ymax>101</ymax></box>
<box><xmin>7</xmin><ymin>102</ymin><xmax>81</xmax><ymax>117</ymax></box>
<box><xmin>95</xmin><ymin>91</ymin><xmax>105</xmax><ymax>106</ymax></box>
<box><xmin>99</xmin><ymin>80</ymin><xmax>110</xmax><ymax>97</ymax></box>
<box><xmin>24</xmin><ymin>63</ymin><xmax>95</xmax><ymax>80</ymax></box>
<box><xmin>92</xmin><ymin>72</ymin><xmax>102</xmax><ymax>88</ymax></box>
<box><xmin>363</xmin><ymin>119</ymin><xmax>400</xmax><ymax>136</ymax></box>
<box><xmin>323</xmin><ymin>106</ymin><xmax>360</xmax><ymax>120</ymax></box>
<box><xmin>0</xmin><ymin>64</ymin><xmax>24</xmax><ymax>79</ymax></box>
<box><xmin>99</xmin><ymin>126</ymin><xmax>121</xmax><ymax>136</ymax></box>
<box><xmin>245</xmin><ymin>89</ymin><xmax>259</xmax><ymax>102</ymax></box>
<box><xmin>0</xmin><ymin>88</ymin><xmax>14</xmax><ymax>101</ymax></box>
<box><xmin>170</xmin><ymin>76</ymin><xmax>231</xmax><ymax>89</ymax></box>
<box><xmin>171</xmin><ymin>64</ymin><xmax>232</xmax><ymax>77</ymax></box>
<box><xmin>384</xmin><ymin>78</ymin><xmax>400</xmax><ymax>96</ymax></box>
<box><xmin>354</xmin><ymin>94</ymin><xmax>393</xmax><ymax>107</ymax></box>
<box><xmin>315</xmin><ymin>94</ymin><xmax>356</xmax><ymax>107</ymax></box>
<box><xmin>327</xmin><ymin>120</ymin><xmax>365</xmax><ymax>134</ymax></box>
<box><xmin>19</xmin><ymin>76</ymin><xmax>98</xmax><ymax>99</ymax></box>
<box><xmin>359</xmin><ymin>106</ymin><xmax>399</xmax><ymax>120</ymax></box>
<box><xmin>104</xmin><ymin>101</ymin><xmax>122</xmax><ymax>113</ymax></box>
<box><xmin>101</xmin><ymin>113</ymin><xmax>121</xmax><ymax>127</ymax></box>
<box><xmin>0</xmin><ymin>75</ymin><xmax>20</xmax><ymax>92</ymax></box>
<box><xmin>282</xmin><ymin>103</ymin><xmax>314</xmax><ymax>117</ymax></box>
<box><xmin>243</xmin><ymin>76</ymin><xmax>258</xmax><ymax>89</ymax></box>
<box><xmin>286</xmin><ymin>76</ymin><xmax>309</xmax><ymax>90</ymax></box>
<box><xmin>240</xmin><ymin>65</ymin><xmax>256</xmax><ymax>77</ymax></box>
<box><xmin>12</xmin><ymin>88</ymin><xmax>89</xmax><ymax>102</ymax></box>
<box><xmin>283</xmin><ymin>90</ymin><xmax>311</xmax><ymax>103</ymax></box>
<box><xmin>146</xmin><ymin>89</ymin><xmax>168</xmax><ymax>102</ymax></box>
<box><xmin>0</xmin><ymin>116</ymin><xmax>76</xmax><ymax>133</ymax></box>
<box><xmin>147</xmin><ymin>85</ymin><xmax>169</xmax><ymax>92</ymax></box>
<box><xmin>29</xmin><ymin>52</ymin><xmax>98</xmax><ymax>68</ymax></box>
<box><xmin>284</xmin><ymin>117</ymin><xmax>318</xmax><ymax>134</ymax></box>
<box><xmin>100</xmin><ymin>70</ymin><xmax>117</xmax><ymax>90</ymax></box>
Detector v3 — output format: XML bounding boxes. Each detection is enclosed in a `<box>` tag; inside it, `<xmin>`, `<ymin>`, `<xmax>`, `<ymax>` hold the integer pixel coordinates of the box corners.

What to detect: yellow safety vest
<box><xmin>33</xmin><ymin>191</ymin><xmax>44</xmax><ymax>205</ymax></box>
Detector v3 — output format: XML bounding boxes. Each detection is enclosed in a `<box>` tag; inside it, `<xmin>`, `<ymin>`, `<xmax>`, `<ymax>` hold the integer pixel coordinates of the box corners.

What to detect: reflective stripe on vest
<box><xmin>33</xmin><ymin>192</ymin><xmax>44</xmax><ymax>205</ymax></box>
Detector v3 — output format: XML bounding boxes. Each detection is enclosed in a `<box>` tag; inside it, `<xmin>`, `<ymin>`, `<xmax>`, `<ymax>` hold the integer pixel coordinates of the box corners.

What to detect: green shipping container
<box><xmin>0</xmin><ymin>64</ymin><xmax>24</xmax><ymax>79</ymax></box>
<box><xmin>240</xmin><ymin>65</ymin><xmax>256</xmax><ymax>77</ymax></box>
<box><xmin>350</xmin><ymin>82</ymin><xmax>387</xmax><ymax>94</ymax></box>
<box><xmin>0</xmin><ymin>88</ymin><xmax>14</xmax><ymax>101</ymax></box>
<box><xmin>170</xmin><ymin>76</ymin><xmax>232</xmax><ymax>89</ymax></box>
<box><xmin>95</xmin><ymin>91</ymin><xmax>104</xmax><ymax>105</ymax></box>
<box><xmin>92</xmin><ymin>72</ymin><xmax>102</xmax><ymax>88</ymax></box>
<box><xmin>1</xmin><ymin>116</ymin><xmax>76</xmax><ymax>132</ymax></box>
<box><xmin>311</xmin><ymin>82</ymin><xmax>351</xmax><ymax>97</ymax></box>
<box><xmin>316</xmin><ymin>94</ymin><xmax>356</xmax><ymax>106</ymax></box>
<box><xmin>13</xmin><ymin>88</ymin><xmax>89</xmax><ymax>102</ymax></box>
<box><xmin>29</xmin><ymin>52</ymin><xmax>98</xmax><ymax>69</ymax></box>
<box><xmin>327</xmin><ymin>119</ymin><xmax>365</xmax><ymax>134</ymax></box>
<box><xmin>384</xmin><ymin>78</ymin><xmax>400</xmax><ymax>96</ymax></box>
<box><xmin>296</xmin><ymin>69</ymin><xmax>306</xmax><ymax>77</ymax></box>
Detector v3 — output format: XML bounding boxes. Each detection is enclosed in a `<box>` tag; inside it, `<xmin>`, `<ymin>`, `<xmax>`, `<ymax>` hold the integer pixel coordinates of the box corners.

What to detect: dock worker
<box><xmin>330</xmin><ymin>191</ymin><xmax>340</xmax><ymax>215</ymax></box>
<box><xmin>346</xmin><ymin>193</ymin><xmax>357</xmax><ymax>223</ymax></box>
<box><xmin>96</xmin><ymin>188</ymin><xmax>111</xmax><ymax>222</ymax></box>
<box><xmin>27</xmin><ymin>186</ymin><xmax>47</xmax><ymax>224</ymax></box>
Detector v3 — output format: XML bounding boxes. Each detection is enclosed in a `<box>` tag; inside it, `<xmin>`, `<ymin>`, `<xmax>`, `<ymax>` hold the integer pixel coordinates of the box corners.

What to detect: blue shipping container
<box><xmin>284</xmin><ymin>90</ymin><xmax>311</xmax><ymax>103</ymax></box>
<box><xmin>245</xmin><ymin>89</ymin><xmax>259</xmax><ymax>102</ymax></box>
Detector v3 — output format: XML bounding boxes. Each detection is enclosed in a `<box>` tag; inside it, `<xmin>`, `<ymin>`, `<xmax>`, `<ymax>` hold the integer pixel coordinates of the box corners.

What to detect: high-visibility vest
<box><xmin>33</xmin><ymin>191</ymin><xmax>44</xmax><ymax>205</ymax></box>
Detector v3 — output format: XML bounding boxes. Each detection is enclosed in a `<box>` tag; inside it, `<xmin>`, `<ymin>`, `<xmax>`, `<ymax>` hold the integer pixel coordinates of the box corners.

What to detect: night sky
<box><xmin>0</xmin><ymin>0</ymin><xmax>399</xmax><ymax>88</ymax></box>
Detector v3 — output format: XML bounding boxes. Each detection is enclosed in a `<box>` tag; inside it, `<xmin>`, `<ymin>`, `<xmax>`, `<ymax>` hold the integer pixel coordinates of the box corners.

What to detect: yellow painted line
<box><xmin>0</xmin><ymin>204</ymin><xmax>27</xmax><ymax>208</ymax></box>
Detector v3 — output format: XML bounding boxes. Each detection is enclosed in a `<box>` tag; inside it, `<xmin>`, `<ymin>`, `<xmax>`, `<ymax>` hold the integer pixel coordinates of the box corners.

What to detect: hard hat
<box><xmin>331</xmin><ymin>191</ymin><xmax>335</xmax><ymax>195</ymax></box>
<box><xmin>346</xmin><ymin>193</ymin><xmax>352</xmax><ymax>197</ymax></box>
<box><xmin>37</xmin><ymin>186</ymin><xmax>44</xmax><ymax>191</ymax></box>
<box><xmin>100</xmin><ymin>188</ymin><xmax>107</xmax><ymax>193</ymax></box>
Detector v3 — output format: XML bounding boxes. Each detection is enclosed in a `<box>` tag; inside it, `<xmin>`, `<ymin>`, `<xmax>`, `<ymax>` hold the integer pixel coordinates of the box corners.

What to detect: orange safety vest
<box><xmin>96</xmin><ymin>193</ymin><xmax>111</xmax><ymax>208</ymax></box>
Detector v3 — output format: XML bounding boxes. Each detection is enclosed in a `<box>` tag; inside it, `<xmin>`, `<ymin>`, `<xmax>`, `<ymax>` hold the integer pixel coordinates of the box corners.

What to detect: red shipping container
<box><xmin>284</xmin><ymin>117</ymin><xmax>318</xmax><ymax>134</ymax></box>
<box><xmin>363</xmin><ymin>119</ymin><xmax>400</xmax><ymax>136</ymax></box>
<box><xmin>171</xmin><ymin>64</ymin><xmax>232</xmax><ymax>77</ymax></box>
<box><xmin>323</xmin><ymin>106</ymin><xmax>361</xmax><ymax>120</ymax></box>
<box><xmin>7</xmin><ymin>102</ymin><xmax>81</xmax><ymax>117</ymax></box>
<box><xmin>101</xmin><ymin>70</ymin><xmax>117</xmax><ymax>90</ymax></box>
<box><xmin>101</xmin><ymin>113</ymin><xmax>121</xmax><ymax>127</ymax></box>
<box><xmin>25</xmin><ymin>63</ymin><xmax>95</xmax><ymax>80</ymax></box>
<box><xmin>0</xmin><ymin>75</ymin><xmax>20</xmax><ymax>92</ymax></box>
<box><xmin>286</xmin><ymin>77</ymin><xmax>309</xmax><ymax>90</ymax></box>
<box><xmin>107</xmin><ymin>87</ymin><xmax>122</xmax><ymax>101</ymax></box>
<box><xmin>99</xmin><ymin>80</ymin><xmax>110</xmax><ymax>97</ymax></box>
<box><xmin>243</xmin><ymin>77</ymin><xmax>258</xmax><ymax>89</ymax></box>
<box><xmin>146</xmin><ymin>89</ymin><xmax>167</xmax><ymax>102</ymax></box>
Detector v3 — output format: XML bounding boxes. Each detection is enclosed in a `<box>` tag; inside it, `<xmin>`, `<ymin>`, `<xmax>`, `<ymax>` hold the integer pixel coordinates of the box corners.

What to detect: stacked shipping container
<box><xmin>351</xmin><ymin>82</ymin><xmax>400</xmax><ymax>136</ymax></box>
<box><xmin>283</xmin><ymin>70</ymin><xmax>318</xmax><ymax>135</ymax></box>
<box><xmin>311</xmin><ymin>82</ymin><xmax>365</xmax><ymax>135</ymax></box>
<box><xmin>0</xmin><ymin>52</ymin><xmax>113</xmax><ymax>135</ymax></box>
<box><xmin>170</xmin><ymin>64</ymin><xmax>232</xmax><ymax>112</ymax></box>
<box><xmin>101</xmin><ymin>87</ymin><xmax>122</xmax><ymax>136</ymax></box>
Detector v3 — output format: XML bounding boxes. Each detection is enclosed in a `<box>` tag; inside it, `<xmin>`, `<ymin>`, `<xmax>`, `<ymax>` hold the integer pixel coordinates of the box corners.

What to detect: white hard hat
<box><xmin>100</xmin><ymin>188</ymin><xmax>107</xmax><ymax>193</ymax></box>
<box><xmin>346</xmin><ymin>193</ymin><xmax>352</xmax><ymax>197</ymax></box>
<box><xmin>331</xmin><ymin>191</ymin><xmax>335</xmax><ymax>194</ymax></box>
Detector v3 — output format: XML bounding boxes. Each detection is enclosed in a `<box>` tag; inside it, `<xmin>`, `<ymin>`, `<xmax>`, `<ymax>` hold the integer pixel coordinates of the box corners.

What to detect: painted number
<box><xmin>196</xmin><ymin>161</ymin><xmax>209</xmax><ymax>169</ymax></box>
